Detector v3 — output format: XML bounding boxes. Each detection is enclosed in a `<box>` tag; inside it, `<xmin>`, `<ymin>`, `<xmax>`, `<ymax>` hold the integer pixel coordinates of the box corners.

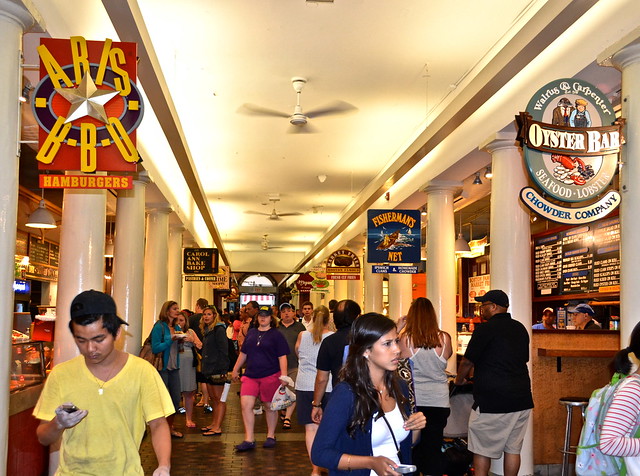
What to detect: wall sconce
<box><xmin>484</xmin><ymin>166</ymin><xmax>493</xmax><ymax>179</ymax></box>
<box><xmin>317</xmin><ymin>174</ymin><xmax>327</xmax><ymax>183</ymax></box>
<box><xmin>473</xmin><ymin>172</ymin><xmax>483</xmax><ymax>185</ymax></box>
<box><xmin>420</xmin><ymin>206</ymin><xmax>427</xmax><ymax>216</ymax></box>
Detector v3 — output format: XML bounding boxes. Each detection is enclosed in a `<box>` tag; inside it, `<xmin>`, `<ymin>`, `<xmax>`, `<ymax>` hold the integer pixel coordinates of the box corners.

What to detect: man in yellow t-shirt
<box><xmin>33</xmin><ymin>290</ymin><xmax>175</xmax><ymax>475</ymax></box>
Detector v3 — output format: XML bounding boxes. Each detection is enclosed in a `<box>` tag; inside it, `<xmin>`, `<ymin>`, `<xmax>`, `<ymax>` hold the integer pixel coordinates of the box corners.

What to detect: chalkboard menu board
<box><xmin>533</xmin><ymin>216</ymin><xmax>620</xmax><ymax>297</ymax></box>
<box><xmin>29</xmin><ymin>237</ymin><xmax>60</xmax><ymax>267</ymax></box>
<box><xmin>16</xmin><ymin>231</ymin><xmax>28</xmax><ymax>256</ymax></box>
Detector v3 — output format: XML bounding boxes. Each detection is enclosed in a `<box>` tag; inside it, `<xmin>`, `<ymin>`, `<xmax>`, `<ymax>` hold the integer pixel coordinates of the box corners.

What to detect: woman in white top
<box><xmin>398</xmin><ymin>297</ymin><xmax>452</xmax><ymax>476</ymax></box>
<box><xmin>311</xmin><ymin>313</ymin><xmax>426</xmax><ymax>476</ymax></box>
<box><xmin>295</xmin><ymin>305</ymin><xmax>335</xmax><ymax>476</ymax></box>
<box><xmin>176</xmin><ymin>311</ymin><xmax>202</xmax><ymax>428</ymax></box>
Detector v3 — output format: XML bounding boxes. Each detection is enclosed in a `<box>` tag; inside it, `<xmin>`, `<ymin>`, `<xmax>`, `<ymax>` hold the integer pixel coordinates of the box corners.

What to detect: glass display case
<box><xmin>11</xmin><ymin>342</ymin><xmax>46</xmax><ymax>393</ymax></box>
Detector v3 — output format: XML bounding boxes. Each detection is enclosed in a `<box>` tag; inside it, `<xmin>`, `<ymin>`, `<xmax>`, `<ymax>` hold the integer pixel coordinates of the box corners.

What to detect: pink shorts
<box><xmin>240</xmin><ymin>372</ymin><xmax>281</xmax><ymax>402</ymax></box>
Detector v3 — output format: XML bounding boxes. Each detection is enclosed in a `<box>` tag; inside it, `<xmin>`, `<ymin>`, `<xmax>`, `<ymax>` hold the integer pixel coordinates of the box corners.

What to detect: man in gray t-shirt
<box><xmin>277</xmin><ymin>303</ymin><xmax>305</xmax><ymax>429</ymax></box>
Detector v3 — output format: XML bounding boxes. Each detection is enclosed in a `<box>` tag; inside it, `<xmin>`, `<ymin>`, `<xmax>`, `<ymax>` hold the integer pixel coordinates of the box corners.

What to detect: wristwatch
<box><xmin>311</xmin><ymin>401</ymin><xmax>322</xmax><ymax>408</ymax></box>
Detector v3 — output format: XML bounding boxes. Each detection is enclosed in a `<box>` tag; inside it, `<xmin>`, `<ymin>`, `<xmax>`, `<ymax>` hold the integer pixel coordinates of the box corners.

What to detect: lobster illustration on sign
<box><xmin>550</xmin><ymin>154</ymin><xmax>595</xmax><ymax>186</ymax></box>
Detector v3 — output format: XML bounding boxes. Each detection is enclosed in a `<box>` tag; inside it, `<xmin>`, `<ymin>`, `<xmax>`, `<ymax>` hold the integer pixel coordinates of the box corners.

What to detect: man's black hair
<box><xmin>68</xmin><ymin>313</ymin><xmax>126</xmax><ymax>338</ymax></box>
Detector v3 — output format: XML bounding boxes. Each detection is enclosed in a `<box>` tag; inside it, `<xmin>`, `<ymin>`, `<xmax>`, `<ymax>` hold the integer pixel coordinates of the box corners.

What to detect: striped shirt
<box><xmin>600</xmin><ymin>374</ymin><xmax>640</xmax><ymax>464</ymax></box>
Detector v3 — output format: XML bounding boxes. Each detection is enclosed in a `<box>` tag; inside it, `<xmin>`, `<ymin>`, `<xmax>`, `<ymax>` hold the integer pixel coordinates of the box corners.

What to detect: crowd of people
<box><xmin>32</xmin><ymin>288</ymin><xmax>561</xmax><ymax>476</ymax></box>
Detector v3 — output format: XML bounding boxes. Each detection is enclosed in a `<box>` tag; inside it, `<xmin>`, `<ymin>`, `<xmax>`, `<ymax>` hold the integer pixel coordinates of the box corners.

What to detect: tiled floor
<box><xmin>139</xmin><ymin>382</ymin><xmax>319</xmax><ymax>475</ymax></box>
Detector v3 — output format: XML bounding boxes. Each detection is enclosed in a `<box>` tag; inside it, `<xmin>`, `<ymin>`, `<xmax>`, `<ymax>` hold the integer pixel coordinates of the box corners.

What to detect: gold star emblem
<box><xmin>55</xmin><ymin>71</ymin><xmax>119</xmax><ymax>124</ymax></box>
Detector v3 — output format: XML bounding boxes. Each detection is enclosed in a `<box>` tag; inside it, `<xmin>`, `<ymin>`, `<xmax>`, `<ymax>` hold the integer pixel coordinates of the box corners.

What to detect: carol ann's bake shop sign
<box><xmin>516</xmin><ymin>78</ymin><xmax>622</xmax><ymax>224</ymax></box>
<box><xmin>32</xmin><ymin>37</ymin><xmax>143</xmax><ymax>189</ymax></box>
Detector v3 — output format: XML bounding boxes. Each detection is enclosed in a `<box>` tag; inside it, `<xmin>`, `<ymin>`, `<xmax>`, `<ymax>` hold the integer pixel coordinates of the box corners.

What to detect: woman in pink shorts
<box><xmin>231</xmin><ymin>305</ymin><xmax>290</xmax><ymax>451</ymax></box>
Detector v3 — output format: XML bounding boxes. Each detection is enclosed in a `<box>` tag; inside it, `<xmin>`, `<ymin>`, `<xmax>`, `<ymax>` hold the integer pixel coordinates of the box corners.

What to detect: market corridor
<box><xmin>139</xmin><ymin>381</ymin><xmax>311</xmax><ymax>475</ymax></box>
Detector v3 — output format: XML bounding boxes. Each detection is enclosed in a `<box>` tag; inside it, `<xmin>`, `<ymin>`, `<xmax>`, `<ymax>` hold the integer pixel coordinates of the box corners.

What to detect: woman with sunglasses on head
<box><xmin>199</xmin><ymin>305</ymin><xmax>229</xmax><ymax>436</ymax></box>
<box><xmin>312</xmin><ymin>313</ymin><xmax>426</xmax><ymax>475</ymax></box>
<box><xmin>231</xmin><ymin>305</ymin><xmax>290</xmax><ymax>452</ymax></box>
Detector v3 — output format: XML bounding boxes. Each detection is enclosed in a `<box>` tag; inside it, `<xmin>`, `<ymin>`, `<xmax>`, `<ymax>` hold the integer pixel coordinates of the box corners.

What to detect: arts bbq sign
<box><xmin>516</xmin><ymin>78</ymin><xmax>623</xmax><ymax>224</ymax></box>
<box><xmin>32</xmin><ymin>36</ymin><xmax>143</xmax><ymax>189</ymax></box>
<box><xmin>326</xmin><ymin>249</ymin><xmax>361</xmax><ymax>280</ymax></box>
<box><xmin>367</xmin><ymin>209</ymin><xmax>421</xmax><ymax>265</ymax></box>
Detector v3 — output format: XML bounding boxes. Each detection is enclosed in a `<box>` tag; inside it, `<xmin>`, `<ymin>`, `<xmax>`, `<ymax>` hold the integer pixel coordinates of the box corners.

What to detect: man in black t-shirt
<box><xmin>311</xmin><ymin>299</ymin><xmax>361</xmax><ymax>423</ymax></box>
<box><xmin>454</xmin><ymin>289</ymin><xmax>533</xmax><ymax>476</ymax></box>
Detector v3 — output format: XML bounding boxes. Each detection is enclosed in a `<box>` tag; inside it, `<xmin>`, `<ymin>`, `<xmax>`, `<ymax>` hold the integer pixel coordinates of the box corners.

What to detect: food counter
<box><xmin>531</xmin><ymin>329</ymin><xmax>620</xmax><ymax>465</ymax></box>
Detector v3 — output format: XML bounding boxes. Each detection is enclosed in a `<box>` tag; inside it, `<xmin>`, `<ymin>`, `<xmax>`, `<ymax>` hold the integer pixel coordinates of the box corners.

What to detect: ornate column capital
<box><xmin>146</xmin><ymin>203</ymin><xmax>173</xmax><ymax>215</ymax></box>
<box><xmin>599</xmin><ymin>33</ymin><xmax>640</xmax><ymax>70</ymax></box>
<box><xmin>0</xmin><ymin>0</ymin><xmax>45</xmax><ymax>32</ymax></box>
<box><xmin>423</xmin><ymin>180</ymin><xmax>463</xmax><ymax>195</ymax></box>
<box><xmin>480</xmin><ymin>131</ymin><xmax>519</xmax><ymax>154</ymax></box>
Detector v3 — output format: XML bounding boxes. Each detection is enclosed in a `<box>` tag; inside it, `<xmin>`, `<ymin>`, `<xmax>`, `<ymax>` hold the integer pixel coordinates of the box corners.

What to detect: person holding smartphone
<box><xmin>33</xmin><ymin>290</ymin><xmax>174</xmax><ymax>476</ymax></box>
<box><xmin>311</xmin><ymin>314</ymin><xmax>426</xmax><ymax>475</ymax></box>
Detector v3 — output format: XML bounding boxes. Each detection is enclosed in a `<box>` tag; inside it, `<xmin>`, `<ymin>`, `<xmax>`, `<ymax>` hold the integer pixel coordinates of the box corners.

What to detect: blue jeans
<box><xmin>159</xmin><ymin>368</ymin><xmax>181</xmax><ymax>411</ymax></box>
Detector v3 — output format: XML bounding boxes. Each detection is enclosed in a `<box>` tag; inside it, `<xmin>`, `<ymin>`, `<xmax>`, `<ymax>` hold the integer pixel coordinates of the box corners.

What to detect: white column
<box><xmin>424</xmin><ymin>181</ymin><xmax>460</xmax><ymax>373</ymax></box>
<box><xmin>387</xmin><ymin>273</ymin><xmax>413</xmax><ymax>321</ymax></box>
<box><xmin>609</xmin><ymin>42</ymin><xmax>640</xmax><ymax>346</ymax></box>
<box><xmin>480</xmin><ymin>131</ymin><xmax>533</xmax><ymax>476</ymax></box>
<box><xmin>167</xmin><ymin>225</ymin><xmax>183</xmax><ymax>304</ymax></box>
<box><xmin>0</xmin><ymin>1</ymin><xmax>42</xmax><ymax>472</ymax></box>
<box><xmin>55</xmin><ymin>187</ymin><xmax>107</xmax><ymax>362</ymax></box>
<box><xmin>181</xmin><ymin>239</ymin><xmax>195</xmax><ymax>309</ymax></box>
<box><xmin>333</xmin><ymin>279</ymin><xmax>347</xmax><ymax>301</ymax></box>
<box><xmin>180</xmin><ymin>277</ymin><xmax>192</xmax><ymax>310</ymax></box>
<box><xmin>363</xmin><ymin>251</ymin><xmax>383</xmax><ymax>313</ymax></box>
<box><xmin>347</xmin><ymin>249</ymin><xmax>364</xmax><ymax>307</ymax></box>
<box><xmin>112</xmin><ymin>173</ymin><xmax>149</xmax><ymax>352</ymax></box>
<box><xmin>142</xmin><ymin>206</ymin><xmax>171</xmax><ymax>339</ymax></box>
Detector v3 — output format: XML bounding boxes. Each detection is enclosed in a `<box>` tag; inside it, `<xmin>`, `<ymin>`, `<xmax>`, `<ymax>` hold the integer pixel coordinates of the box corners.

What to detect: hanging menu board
<box><xmin>533</xmin><ymin>216</ymin><xmax>620</xmax><ymax>297</ymax></box>
<box><xmin>28</xmin><ymin>236</ymin><xmax>60</xmax><ymax>267</ymax></box>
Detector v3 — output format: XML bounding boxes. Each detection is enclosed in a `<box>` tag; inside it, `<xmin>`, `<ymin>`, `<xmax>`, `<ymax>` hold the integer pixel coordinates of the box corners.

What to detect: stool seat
<box><xmin>559</xmin><ymin>396</ymin><xmax>589</xmax><ymax>406</ymax></box>
<box><xmin>559</xmin><ymin>397</ymin><xmax>589</xmax><ymax>476</ymax></box>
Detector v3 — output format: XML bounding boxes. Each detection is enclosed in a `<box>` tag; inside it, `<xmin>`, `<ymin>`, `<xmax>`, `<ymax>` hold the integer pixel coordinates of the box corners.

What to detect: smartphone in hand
<box><xmin>394</xmin><ymin>464</ymin><xmax>417</xmax><ymax>474</ymax></box>
<box><xmin>61</xmin><ymin>404</ymin><xmax>78</xmax><ymax>413</ymax></box>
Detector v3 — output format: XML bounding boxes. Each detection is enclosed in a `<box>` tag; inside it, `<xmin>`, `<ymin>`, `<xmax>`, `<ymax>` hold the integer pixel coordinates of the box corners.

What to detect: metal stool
<box><xmin>559</xmin><ymin>397</ymin><xmax>589</xmax><ymax>476</ymax></box>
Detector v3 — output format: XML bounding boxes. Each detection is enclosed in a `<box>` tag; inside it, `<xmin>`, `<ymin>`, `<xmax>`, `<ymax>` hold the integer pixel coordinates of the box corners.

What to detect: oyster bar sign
<box><xmin>516</xmin><ymin>78</ymin><xmax>622</xmax><ymax>224</ymax></box>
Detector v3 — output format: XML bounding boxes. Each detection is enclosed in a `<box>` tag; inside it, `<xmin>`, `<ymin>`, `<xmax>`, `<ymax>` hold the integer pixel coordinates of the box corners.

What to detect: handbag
<box><xmin>191</xmin><ymin>345</ymin><xmax>200</xmax><ymax>368</ymax></box>
<box><xmin>139</xmin><ymin>325</ymin><xmax>164</xmax><ymax>371</ymax></box>
<box><xmin>205</xmin><ymin>373</ymin><xmax>228</xmax><ymax>385</ymax></box>
<box><xmin>396</xmin><ymin>357</ymin><xmax>416</xmax><ymax>412</ymax></box>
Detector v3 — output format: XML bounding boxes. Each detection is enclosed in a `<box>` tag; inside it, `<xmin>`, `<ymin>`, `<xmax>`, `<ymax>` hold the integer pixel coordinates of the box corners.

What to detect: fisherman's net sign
<box><xmin>366</xmin><ymin>209</ymin><xmax>421</xmax><ymax>264</ymax></box>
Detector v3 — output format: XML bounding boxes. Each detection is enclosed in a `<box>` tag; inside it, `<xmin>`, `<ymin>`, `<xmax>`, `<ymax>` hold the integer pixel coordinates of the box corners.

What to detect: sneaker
<box><xmin>263</xmin><ymin>437</ymin><xmax>276</xmax><ymax>449</ymax></box>
<box><xmin>177</xmin><ymin>407</ymin><xmax>186</xmax><ymax>414</ymax></box>
<box><xmin>204</xmin><ymin>405</ymin><xmax>213</xmax><ymax>413</ymax></box>
<box><xmin>235</xmin><ymin>440</ymin><xmax>256</xmax><ymax>452</ymax></box>
<box><xmin>253</xmin><ymin>405</ymin><xmax>263</xmax><ymax>415</ymax></box>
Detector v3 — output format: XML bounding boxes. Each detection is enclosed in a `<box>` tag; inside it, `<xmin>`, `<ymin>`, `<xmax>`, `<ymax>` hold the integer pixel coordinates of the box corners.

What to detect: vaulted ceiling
<box><xmin>21</xmin><ymin>0</ymin><xmax>637</xmax><ymax>277</ymax></box>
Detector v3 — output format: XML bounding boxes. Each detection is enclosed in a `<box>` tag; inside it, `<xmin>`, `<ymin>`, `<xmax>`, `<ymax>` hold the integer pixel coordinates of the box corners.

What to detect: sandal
<box><xmin>201</xmin><ymin>426</ymin><xmax>213</xmax><ymax>432</ymax></box>
<box><xmin>282</xmin><ymin>418</ymin><xmax>291</xmax><ymax>430</ymax></box>
<box><xmin>170</xmin><ymin>430</ymin><xmax>183</xmax><ymax>438</ymax></box>
<box><xmin>202</xmin><ymin>430</ymin><xmax>222</xmax><ymax>436</ymax></box>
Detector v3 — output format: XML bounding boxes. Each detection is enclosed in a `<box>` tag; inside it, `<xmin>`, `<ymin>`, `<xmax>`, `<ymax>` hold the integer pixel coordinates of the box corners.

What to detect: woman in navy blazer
<box><xmin>311</xmin><ymin>314</ymin><xmax>425</xmax><ymax>475</ymax></box>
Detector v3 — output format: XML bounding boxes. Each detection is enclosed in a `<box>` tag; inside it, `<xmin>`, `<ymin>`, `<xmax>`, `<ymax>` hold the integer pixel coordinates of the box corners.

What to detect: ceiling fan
<box><xmin>261</xmin><ymin>234</ymin><xmax>282</xmax><ymax>251</ymax></box>
<box><xmin>245</xmin><ymin>198</ymin><xmax>302</xmax><ymax>220</ymax></box>
<box><xmin>239</xmin><ymin>77</ymin><xmax>357</xmax><ymax>133</ymax></box>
